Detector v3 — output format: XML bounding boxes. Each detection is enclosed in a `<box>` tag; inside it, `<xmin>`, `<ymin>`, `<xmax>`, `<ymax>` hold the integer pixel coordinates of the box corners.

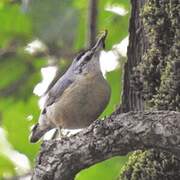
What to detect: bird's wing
<box><xmin>44</xmin><ymin>77</ymin><xmax>73</xmax><ymax>107</ymax></box>
<box><xmin>42</xmin><ymin>70</ymin><xmax>63</xmax><ymax>96</ymax></box>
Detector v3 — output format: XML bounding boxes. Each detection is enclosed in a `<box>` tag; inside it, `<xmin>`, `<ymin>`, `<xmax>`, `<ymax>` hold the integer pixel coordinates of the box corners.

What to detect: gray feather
<box><xmin>45</xmin><ymin>75</ymin><xmax>73</xmax><ymax>107</ymax></box>
<box><xmin>42</xmin><ymin>47</ymin><xmax>95</xmax><ymax>108</ymax></box>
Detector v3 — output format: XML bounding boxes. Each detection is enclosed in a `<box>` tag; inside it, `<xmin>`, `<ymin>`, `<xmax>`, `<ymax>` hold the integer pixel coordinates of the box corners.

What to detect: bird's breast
<box><xmin>47</xmin><ymin>73</ymin><xmax>111</xmax><ymax>129</ymax></box>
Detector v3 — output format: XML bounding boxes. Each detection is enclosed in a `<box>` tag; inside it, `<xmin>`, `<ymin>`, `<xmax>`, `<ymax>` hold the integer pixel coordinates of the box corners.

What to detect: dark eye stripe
<box><xmin>75</xmin><ymin>50</ymin><xmax>87</xmax><ymax>61</ymax></box>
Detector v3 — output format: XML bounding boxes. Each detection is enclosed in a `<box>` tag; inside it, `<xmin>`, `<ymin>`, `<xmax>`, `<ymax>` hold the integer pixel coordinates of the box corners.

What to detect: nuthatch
<box><xmin>30</xmin><ymin>30</ymin><xmax>111</xmax><ymax>143</ymax></box>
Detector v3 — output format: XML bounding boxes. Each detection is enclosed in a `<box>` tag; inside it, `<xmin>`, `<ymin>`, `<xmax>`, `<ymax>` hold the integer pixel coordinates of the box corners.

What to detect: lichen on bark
<box><xmin>131</xmin><ymin>0</ymin><xmax>180</xmax><ymax>110</ymax></box>
<box><xmin>119</xmin><ymin>150</ymin><xmax>179</xmax><ymax>180</ymax></box>
<box><xmin>120</xmin><ymin>0</ymin><xmax>180</xmax><ymax>179</ymax></box>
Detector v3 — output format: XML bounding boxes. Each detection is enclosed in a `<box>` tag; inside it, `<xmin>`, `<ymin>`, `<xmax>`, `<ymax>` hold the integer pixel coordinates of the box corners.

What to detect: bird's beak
<box><xmin>92</xmin><ymin>30</ymin><xmax>108</xmax><ymax>52</ymax></box>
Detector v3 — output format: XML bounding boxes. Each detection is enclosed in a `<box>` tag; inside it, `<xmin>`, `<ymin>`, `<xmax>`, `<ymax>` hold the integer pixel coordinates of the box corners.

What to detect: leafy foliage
<box><xmin>76</xmin><ymin>156</ymin><xmax>128</xmax><ymax>180</ymax></box>
<box><xmin>0</xmin><ymin>154</ymin><xmax>15</xmax><ymax>177</ymax></box>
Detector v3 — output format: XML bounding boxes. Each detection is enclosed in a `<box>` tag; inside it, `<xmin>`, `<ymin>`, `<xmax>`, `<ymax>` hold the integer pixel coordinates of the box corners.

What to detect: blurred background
<box><xmin>0</xmin><ymin>0</ymin><xmax>130</xmax><ymax>179</ymax></box>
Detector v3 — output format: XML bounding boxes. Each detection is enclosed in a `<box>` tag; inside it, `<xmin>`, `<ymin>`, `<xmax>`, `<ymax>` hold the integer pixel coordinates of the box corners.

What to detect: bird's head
<box><xmin>72</xmin><ymin>30</ymin><xmax>108</xmax><ymax>75</ymax></box>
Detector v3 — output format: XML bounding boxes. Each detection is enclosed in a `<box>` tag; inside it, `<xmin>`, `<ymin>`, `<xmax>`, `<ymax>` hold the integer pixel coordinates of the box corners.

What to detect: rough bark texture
<box><xmin>31</xmin><ymin>111</ymin><xmax>180</xmax><ymax>180</ymax></box>
<box><xmin>120</xmin><ymin>0</ymin><xmax>180</xmax><ymax>179</ymax></box>
<box><xmin>121</xmin><ymin>0</ymin><xmax>146</xmax><ymax>113</ymax></box>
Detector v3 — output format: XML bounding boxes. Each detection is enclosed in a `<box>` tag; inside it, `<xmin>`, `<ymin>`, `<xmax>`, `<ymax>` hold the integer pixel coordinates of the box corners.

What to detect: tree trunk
<box><xmin>121</xmin><ymin>0</ymin><xmax>145</xmax><ymax>113</ymax></box>
<box><xmin>120</xmin><ymin>0</ymin><xmax>180</xmax><ymax>179</ymax></box>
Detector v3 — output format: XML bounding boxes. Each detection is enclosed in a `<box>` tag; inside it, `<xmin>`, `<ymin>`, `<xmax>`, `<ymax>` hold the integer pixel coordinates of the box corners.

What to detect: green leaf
<box><xmin>0</xmin><ymin>57</ymin><xmax>27</xmax><ymax>89</ymax></box>
<box><xmin>76</xmin><ymin>156</ymin><xmax>129</xmax><ymax>180</ymax></box>
<box><xmin>29</xmin><ymin>0</ymin><xmax>79</xmax><ymax>49</ymax></box>
<box><xmin>99</xmin><ymin>0</ymin><xmax>130</xmax><ymax>49</ymax></box>
<box><xmin>101</xmin><ymin>68</ymin><xmax>123</xmax><ymax>117</ymax></box>
<box><xmin>0</xmin><ymin>3</ymin><xmax>32</xmax><ymax>47</ymax></box>
<box><xmin>73</xmin><ymin>0</ymin><xmax>130</xmax><ymax>50</ymax></box>
<box><xmin>0</xmin><ymin>97</ymin><xmax>40</xmax><ymax>163</ymax></box>
<box><xmin>0</xmin><ymin>154</ymin><xmax>15</xmax><ymax>177</ymax></box>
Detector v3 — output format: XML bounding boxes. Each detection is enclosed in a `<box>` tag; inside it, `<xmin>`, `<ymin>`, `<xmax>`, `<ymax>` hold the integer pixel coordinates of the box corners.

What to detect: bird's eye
<box><xmin>42</xmin><ymin>108</ymin><xmax>46</xmax><ymax>114</ymax></box>
<box><xmin>84</xmin><ymin>55</ymin><xmax>91</xmax><ymax>62</ymax></box>
<box><xmin>75</xmin><ymin>51</ymin><xmax>86</xmax><ymax>61</ymax></box>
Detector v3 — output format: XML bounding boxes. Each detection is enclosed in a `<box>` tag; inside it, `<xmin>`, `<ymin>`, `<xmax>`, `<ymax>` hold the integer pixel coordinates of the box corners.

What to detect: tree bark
<box><xmin>31</xmin><ymin>111</ymin><xmax>180</xmax><ymax>180</ymax></box>
<box><xmin>120</xmin><ymin>0</ymin><xmax>180</xmax><ymax>179</ymax></box>
<box><xmin>120</xmin><ymin>0</ymin><xmax>146</xmax><ymax>113</ymax></box>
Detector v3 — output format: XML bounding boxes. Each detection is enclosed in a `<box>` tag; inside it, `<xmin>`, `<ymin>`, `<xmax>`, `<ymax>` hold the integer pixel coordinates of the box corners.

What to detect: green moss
<box><xmin>131</xmin><ymin>0</ymin><xmax>180</xmax><ymax>110</ymax></box>
<box><xmin>119</xmin><ymin>150</ymin><xmax>179</xmax><ymax>180</ymax></box>
<box><xmin>121</xmin><ymin>0</ymin><xmax>180</xmax><ymax>179</ymax></box>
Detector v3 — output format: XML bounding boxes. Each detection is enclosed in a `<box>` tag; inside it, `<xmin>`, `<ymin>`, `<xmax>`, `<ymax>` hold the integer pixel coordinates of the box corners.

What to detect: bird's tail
<box><xmin>29</xmin><ymin>123</ymin><xmax>53</xmax><ymax>143</ymax></box>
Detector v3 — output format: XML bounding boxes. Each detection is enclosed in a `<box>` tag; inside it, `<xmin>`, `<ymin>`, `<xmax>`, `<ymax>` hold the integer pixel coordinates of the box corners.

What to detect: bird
<box><xmin>30</xmin><ymin>30</ymin><xmax>111</xmax><ymax>143</ymax></box>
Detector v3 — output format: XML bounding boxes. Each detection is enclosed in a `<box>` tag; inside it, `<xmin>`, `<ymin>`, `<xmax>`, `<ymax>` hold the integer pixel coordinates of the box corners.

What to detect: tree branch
<box><xmin>88</xmin><ymin>0</ymin><xmax>98</xmax><ymax>47</ymax></box>
<box><xmin>31</xmin><ymin>111</ymin><xmax>180</xmax><ymax>180</ymax></box>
